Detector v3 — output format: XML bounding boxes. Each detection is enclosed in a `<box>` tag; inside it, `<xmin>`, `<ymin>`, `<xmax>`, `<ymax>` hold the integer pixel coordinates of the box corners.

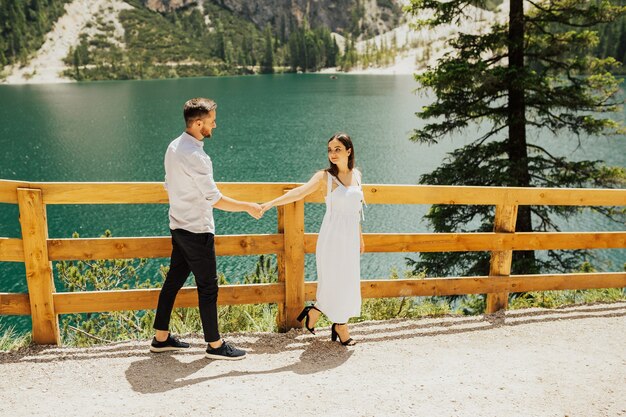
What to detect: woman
<box><xmin>260</xmin><ymin>133</ymin><xmax>365</xmax><ymax>346</ymax></box>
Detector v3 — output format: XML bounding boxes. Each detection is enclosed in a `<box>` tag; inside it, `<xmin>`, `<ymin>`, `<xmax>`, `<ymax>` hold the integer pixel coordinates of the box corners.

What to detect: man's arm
<box><xmin>213</xmin><ymin>196</ymin><xmax>263</xmax><ymax>219</ymax></box>
<box><xmin>186</xmin><ymin>152</ymin><xmax>262</xmax><ymax>219</ymax></box>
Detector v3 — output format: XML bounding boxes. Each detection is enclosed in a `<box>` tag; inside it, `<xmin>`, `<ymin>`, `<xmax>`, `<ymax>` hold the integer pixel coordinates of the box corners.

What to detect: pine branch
<box><xmin>526</xmin><ymin>143</ymin><xmax>562</xmax><ymax>163</ymax></box>
<box><xmin>525</xmin><ymin>0</ymin><xmax>626</xmax><ymax>27</ymax></box>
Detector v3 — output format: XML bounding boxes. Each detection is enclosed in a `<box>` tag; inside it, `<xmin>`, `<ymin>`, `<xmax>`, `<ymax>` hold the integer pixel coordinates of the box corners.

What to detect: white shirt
<box><xmin>164</xmin><ymin>132</ymin><xmax>223</xmax><ymax>233</ymax></box>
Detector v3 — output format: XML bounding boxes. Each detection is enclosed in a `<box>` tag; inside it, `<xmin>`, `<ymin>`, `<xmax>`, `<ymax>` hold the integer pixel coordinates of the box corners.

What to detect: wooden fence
<box><xmin>0</xmin><ymin>179</ymin><xmax>625</xmax><ymax>345</ymax></box>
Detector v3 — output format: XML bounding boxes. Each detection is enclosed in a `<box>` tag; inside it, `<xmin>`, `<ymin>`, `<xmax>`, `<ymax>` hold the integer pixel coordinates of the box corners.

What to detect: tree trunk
<box><xmin>508</xmin><ymin>0</ymin><xmax>537</xmax><ymax>273</ymax></box>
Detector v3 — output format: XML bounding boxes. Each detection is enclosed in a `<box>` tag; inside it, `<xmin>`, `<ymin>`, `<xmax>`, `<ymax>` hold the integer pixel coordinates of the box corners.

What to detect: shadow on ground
<box><xmin>125</xmin><ymin>338</ymin><xmax>353</xmax><ymax>394</ymax></box>
<box><xmin>2</xmin><ymin>302</ymin><xmax>625</xmax><ymax>395</ymax></box>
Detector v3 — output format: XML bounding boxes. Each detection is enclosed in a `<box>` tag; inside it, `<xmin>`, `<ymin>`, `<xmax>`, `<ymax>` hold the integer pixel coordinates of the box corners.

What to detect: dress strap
<box><xmin>326</xmin><ymin>171</ymin><xmax>333</xmax><ymax>217</ymax></box>
<box><xmin>326</xmin><ymin>171</ymin><xmax>333</xmax><ymax>195</ymax></box>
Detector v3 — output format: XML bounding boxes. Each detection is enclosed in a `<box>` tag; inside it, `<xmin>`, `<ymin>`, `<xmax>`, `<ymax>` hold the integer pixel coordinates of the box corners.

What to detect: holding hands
<box><xmin>240</xmin><ymin>202</ymin><xmax>274</xmax><ymax>220</ymax></box>
<box><xmin>243</xmin><ymin>202</ymin><xmax>273</xmax><ymax>219</ymax></box>
<box><xmin>246</xmin><ymin>202</ymin><xmax>264</xmax><ymax>220</ymax></box>
<box><xmin>260</xmin><ymin>202</ymin><xmax>273</xmax><ymax>216</ymax></box>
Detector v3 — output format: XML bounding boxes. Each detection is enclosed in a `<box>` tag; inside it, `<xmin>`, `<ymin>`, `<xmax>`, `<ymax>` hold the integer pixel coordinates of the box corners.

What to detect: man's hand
<box><xmin>247</xmin><ymin>203</ymin><xmax>263</xmax><ymax>220</ymax></box>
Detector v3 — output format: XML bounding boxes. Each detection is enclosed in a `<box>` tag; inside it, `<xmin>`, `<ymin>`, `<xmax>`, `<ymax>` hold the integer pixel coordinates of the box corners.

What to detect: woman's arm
<box><xmin>261</xmin><ymin>171</ymin><xmax>325</xmax><ymax>212</ymax></box>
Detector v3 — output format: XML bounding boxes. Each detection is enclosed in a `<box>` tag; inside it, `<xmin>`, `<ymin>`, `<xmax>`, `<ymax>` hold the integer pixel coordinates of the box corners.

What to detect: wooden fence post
<box><xmin>485</xmin><ymin>203</ymin><xmax>518</xmax><ymax>314</ymax></box>
<box><xmin>276</xmin><ymin>205</ymin><xmax>286</xmax><ymax>331</ymax></box>
<box><xmin>17</xmin><ymin>188</ymin><xmax>60</xmax><ymax>344</ymax></box>
<box><xmin>279</xmin><ymin>200</ymin><xmax>305</xmax><ymax>330</ymax></box>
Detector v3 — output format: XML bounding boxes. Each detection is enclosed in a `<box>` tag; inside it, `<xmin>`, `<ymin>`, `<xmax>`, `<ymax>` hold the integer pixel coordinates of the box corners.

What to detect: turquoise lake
<box><xmin>1</xmin><ymin>74</ymin><xmax>624</xmax><ymax>332</ymax></box>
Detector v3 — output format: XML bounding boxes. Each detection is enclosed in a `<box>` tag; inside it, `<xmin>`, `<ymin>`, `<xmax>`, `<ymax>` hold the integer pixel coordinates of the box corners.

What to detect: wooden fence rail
<box><xmin>0</xmin><ymin>179</ymin><xmax>625</xmax><ymax>345</ymax></box>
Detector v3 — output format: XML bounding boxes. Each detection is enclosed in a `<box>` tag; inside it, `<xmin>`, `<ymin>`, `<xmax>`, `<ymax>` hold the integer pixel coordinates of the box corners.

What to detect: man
<box><xmin>150</xmin><ymin>97</ymin><xmax>262</xmax><ymax>360</ymax></box>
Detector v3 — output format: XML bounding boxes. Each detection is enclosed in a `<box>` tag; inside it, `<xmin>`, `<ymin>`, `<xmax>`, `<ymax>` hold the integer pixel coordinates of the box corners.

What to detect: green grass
<box><xmin>509</xmin><ymin>288</ymin><xmax>626</xmax><ymax>310</ymax></box>
<box><xmin>0</xmin><ymin>325</ymin><xmax>32</xmax><ymax>352</ymax></box>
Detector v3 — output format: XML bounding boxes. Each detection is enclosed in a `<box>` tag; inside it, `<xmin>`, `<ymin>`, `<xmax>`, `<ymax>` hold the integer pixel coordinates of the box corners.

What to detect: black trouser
<box><xmin>153</xmin><ymin>228</ymin><xmax>220</xmax><ymax>343</ymax></box>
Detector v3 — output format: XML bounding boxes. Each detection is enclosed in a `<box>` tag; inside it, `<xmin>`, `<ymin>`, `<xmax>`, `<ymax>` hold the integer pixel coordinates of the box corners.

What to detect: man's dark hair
<box><xmin>183</xmin><ymin>98</ymin><xmax>217</xmax><ymax>127</ymax></box>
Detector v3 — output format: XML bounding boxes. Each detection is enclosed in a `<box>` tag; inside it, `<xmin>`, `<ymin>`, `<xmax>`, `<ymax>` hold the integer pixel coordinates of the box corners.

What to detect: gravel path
<box><xmin>1</xmin><ymin>302</ymin><xmax>625</xmax><ymax>417</ymax></box>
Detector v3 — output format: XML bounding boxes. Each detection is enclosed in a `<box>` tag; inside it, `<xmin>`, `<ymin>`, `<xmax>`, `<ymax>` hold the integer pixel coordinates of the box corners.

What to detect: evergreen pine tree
<box><xmin>617</xmin><ymin>21</ymin><xmax>626</xmax><ymax>63</ymax></box>
<box><xmin>407</xmin><ymin>0</ymin><xmax>626</xmax><ymax>278</ymax></box>
<box><xmin>261</xmin><ymin>25</ymin><xmax>275</xmax><ymax>73</ymax></box>
<box><xmin>215</xmin><ymin>21</ymin><xmax>226</xmax><ymax>61</ymax></box>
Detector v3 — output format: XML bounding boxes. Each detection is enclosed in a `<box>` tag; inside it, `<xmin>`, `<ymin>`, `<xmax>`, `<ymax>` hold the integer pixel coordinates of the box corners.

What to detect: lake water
<box><xmin>1</xmin><ymin>74</ymin><xmax>624</xmax><ymax>332</ymax></box>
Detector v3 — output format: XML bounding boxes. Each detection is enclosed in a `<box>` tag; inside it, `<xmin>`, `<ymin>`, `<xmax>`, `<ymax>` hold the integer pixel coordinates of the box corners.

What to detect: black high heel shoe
<box><xmin>297</xmin><ymin>305</ymin><xmax>321</xmax><ymax>334</ymax></box>
<box><xmin>331</xmin><ymin>323</ymin><xmax>356</xmax><ymax>346</ymax></box>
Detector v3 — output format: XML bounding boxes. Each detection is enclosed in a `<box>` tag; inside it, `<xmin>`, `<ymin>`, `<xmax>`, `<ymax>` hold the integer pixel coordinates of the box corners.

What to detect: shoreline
<box><xmin>0</xmin><ymin>64</ymin><xmax>419</xmax><ymax>86</ymax></box>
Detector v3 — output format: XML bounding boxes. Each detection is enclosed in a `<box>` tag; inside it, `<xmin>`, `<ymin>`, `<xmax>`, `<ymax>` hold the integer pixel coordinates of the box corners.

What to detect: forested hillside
<box><xmin>4</xmin><ymin>0</ymin><xmax>626</xmax><ymax>80</ymax></box>
<box><xmin>65</xmin><ymin>0</ymin><xmax>345</xmax><ymax>80</ymax></box>
<box><xmin>0</xmin><ymin>0</ymin><xmax>71</xmax><ymax>67</ymax></box>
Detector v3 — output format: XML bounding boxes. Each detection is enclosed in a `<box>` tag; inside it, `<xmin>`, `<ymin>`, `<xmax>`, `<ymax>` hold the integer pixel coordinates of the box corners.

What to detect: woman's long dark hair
<box><xmin>326</xmin><ymin>132</ymin><xmax>355</xmax><ymax>178</ymax></box>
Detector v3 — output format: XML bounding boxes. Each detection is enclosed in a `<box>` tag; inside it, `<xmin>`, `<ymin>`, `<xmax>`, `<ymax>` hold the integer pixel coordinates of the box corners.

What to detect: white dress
<box><xmin>315</xmin><ymin>169</ymin><xmax>364</xmax><ymax>323</ymax></box>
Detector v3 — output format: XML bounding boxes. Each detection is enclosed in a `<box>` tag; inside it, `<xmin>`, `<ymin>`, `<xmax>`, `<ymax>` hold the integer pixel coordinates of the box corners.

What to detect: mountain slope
<box><xmin>0</xmin><ymin>0</ymin><xmax>503</xmax><ymax>83</ymax></box>
<box><xmin>3</xmin><ymin>0</ymin><xmax>132</xmax><ymax>84</ymax></box>
<box><xmin>0</xmin><ymin>0</ymin><xmax>72</xmax><ymax>68</ymax></box>
<box><xmin>5</xmin><ymin>0</ymin><xmax>624</xmax><ymax>83</ymax></box>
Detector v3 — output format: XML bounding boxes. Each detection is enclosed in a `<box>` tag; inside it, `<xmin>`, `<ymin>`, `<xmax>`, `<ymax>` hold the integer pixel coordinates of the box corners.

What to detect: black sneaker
<box><xmin>205</xmin><ymin>340</ymin><xmax>246</xmax><ymax>360</ymax></box>
<box><xmin>150</xmin><ymin>334</ymin><xmax>190</xmax><ymax>353</ymax></box>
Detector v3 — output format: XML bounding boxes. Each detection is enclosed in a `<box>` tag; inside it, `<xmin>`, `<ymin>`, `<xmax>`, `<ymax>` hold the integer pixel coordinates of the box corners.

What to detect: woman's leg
<box><xmin>334</xmin><ymin>323</ymin><xmax>352</xmax><ymax>341</ymax></box>
<box><xmin>307</xmin><ymin>305</ymin><xmax>322</xmax><ymax>327</ymax></box>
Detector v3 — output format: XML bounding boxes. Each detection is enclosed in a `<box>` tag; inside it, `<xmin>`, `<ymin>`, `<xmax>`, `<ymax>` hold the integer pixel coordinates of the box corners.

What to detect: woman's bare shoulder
<box><xmin>312</xmin><ymin>170</ymin><xmax>327</xmax><ymax>182</ymax></box>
